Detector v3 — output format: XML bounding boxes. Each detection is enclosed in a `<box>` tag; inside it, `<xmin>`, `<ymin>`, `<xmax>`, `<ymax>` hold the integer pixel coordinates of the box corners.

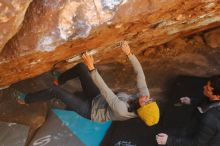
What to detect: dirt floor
<box><xmin>0</xmin><ymin>36</ymin><xmax>220</xmax><ymax>145</ymax></box>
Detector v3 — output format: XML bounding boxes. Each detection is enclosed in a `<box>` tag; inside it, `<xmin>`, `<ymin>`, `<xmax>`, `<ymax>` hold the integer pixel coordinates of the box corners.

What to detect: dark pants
<box><xmin>25</xmin><ymin>63</ymin><xmax>100</xmax><ymax>119</ymax></box>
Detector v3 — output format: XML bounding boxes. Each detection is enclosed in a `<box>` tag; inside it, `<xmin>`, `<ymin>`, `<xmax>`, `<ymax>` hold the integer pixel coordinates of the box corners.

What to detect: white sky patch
<box><xmin>58</xmin><ymin>1</ymin><xmax>81</xmax><ymax>40</ymax></box>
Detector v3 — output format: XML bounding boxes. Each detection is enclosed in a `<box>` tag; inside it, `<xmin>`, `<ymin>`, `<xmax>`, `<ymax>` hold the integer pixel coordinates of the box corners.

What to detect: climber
<box><xmin>13</xmin><ymin>41</ymin><xmax>159</xmax><ymax>126</ymax></box>
<box><xmin>156</xmin><ymin>75</ymin><xmax>220</xmax><ymax>146</ymax></box>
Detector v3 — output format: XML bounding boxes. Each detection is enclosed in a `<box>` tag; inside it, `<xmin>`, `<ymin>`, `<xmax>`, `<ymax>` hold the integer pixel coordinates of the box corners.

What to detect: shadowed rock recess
<box><xmin>0</xmin><ymin>0</ymin><xmax>220</xmax><ymax>144</ymax></box>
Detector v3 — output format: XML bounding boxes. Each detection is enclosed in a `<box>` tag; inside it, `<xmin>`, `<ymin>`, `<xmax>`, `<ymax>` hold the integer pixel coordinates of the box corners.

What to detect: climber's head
<box><xmin>136</xmin><ymin>96</ymin><xmax>160</xmax><ymax>126</ymax></box>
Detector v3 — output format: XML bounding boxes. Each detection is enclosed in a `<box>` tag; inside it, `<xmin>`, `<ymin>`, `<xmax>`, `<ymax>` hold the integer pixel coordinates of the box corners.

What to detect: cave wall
<box><xmin>0</xmin><ymin>0</ymin><xmax>220</xmax><ymax>88</ymax></box>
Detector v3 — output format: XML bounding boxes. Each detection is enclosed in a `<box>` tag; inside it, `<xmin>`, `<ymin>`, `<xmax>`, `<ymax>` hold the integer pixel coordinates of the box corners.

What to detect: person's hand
<box><xmin>156</xmin><ymin>133</ymin><xmax>168</xmax><ymax>145</ymax></box>
<box><xmin>121</xmin><ymin>41</ymin><xmax>132</xmax><ymax>56</ymax></box>
<box><xmin>180</xmin><ymin>96</ymin><xmax>191</xmax><ymax>105</ymax></box>
<box><xmin>82</xmin><ymin>52</ymin><xmax>95</xmax><ymax>71</ymax></box>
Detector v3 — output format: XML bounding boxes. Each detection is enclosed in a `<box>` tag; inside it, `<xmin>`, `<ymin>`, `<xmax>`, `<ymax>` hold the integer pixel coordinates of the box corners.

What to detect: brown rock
<box><xmin>176</xmin><ymin>14</ymin><xmax>186</xmax><ymax>21</ymax></box>
<box><xmin>193</xmin><ymin>35</ymin><xmax>204</xmax><ymax>45</ymax></box>
<box><xmin>0</xmin><ymin>0</ymin><xmax>220</xmax><ymax>88</ymax></box>
<box><xmin>143</xmin><ymin>47</ymin><xmax>157</xmax><ymax>58</ymax></box>
<box><xmin>0</xmin><ymin>0</ymin><xmax>32</xmax><ymax>52</ymax></box>
<box><xmin>167</xmin><ymin>38</ymin><xmax>188</xmax><ymax>50</ymax></box>
<box><xmin>204</xmin><ymin>27</ymin><xmax>220</xmax><ymax>48</ymax></box>
<box><xmin>189</xmin><ymin>35</ymin><xmax>205</xmax><ymax>49</ymax></box>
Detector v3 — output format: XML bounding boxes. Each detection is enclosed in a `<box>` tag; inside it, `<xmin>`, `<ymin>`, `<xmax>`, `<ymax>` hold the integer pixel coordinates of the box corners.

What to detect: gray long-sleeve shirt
<box><xmin>90</xmin><ymin>54</ymin><xmax>149</xmax><ymax>122</ymax></box>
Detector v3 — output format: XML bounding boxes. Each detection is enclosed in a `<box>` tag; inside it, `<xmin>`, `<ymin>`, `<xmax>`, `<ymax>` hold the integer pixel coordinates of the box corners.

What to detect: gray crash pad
<box><xmin>0</xmin><ymin>122</ymin><xmax>29</xmax><ymax>146</ymax></box>
<box><xmin>29</xmin><ymin>109</ymin><xmax>111</xmax><ymax>146</ymax></box>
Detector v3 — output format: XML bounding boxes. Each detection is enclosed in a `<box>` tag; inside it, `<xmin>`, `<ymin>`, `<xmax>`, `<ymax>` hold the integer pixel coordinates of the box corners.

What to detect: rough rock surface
<box><xmin>0</xmin><ymin>0</ymin><xmax>32</xmax><ymax>52</ymax></box>
<box><xmin>1</xmin><ymin>30</ymin><xmax>220</xmax><ymax>145</ymax></box>
<box><xmin>204</xmin><ymin>27</ymin><xmax>220</xmax><ymax>48</ymax></box>
<box><xmin>0</xmin><ymin>0</ymin><xmax>220</xmax><ymax>88</ymax></box>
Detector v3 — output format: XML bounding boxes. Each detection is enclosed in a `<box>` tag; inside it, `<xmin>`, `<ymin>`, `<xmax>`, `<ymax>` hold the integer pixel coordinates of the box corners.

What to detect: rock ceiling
<box><xmin>0</xmin><ymin>0</ymin><xmax>220</xmax><ymax>88</ymax></box>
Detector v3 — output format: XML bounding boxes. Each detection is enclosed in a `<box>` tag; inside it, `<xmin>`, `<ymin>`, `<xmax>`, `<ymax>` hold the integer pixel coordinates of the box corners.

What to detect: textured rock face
<box><xmin>0</xmin><ymin>0</ymin><xmax>220</xmax><ymax>88</ymax></box>
<box><xmin>0</xmin><ymin>0</ymin><xmax>32</xmax><ymax>52</ymax></box>
<box><xmin>204</xmin><ymin>27</ymin><xmax>220</xmax><ymax>48</ymax></box>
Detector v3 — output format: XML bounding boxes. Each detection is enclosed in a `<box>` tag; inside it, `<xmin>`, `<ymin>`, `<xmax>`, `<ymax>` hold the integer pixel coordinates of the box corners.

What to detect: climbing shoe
<box><xmin>11</xmin><ymin>88</ymin><xmax>27</xmax><ymax>104</ymax></box>
<box><xmin>51</xmin><ymin>70</ymin><xmax>61</xmax><ymax>86</ymax></box>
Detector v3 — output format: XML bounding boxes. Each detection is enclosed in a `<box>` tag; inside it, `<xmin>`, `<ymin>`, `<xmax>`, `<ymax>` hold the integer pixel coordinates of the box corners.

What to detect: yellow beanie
<box><xmin>137</xmin><ymin>101</ymin><xmax>160</xmax><ymax>126</ymax></box>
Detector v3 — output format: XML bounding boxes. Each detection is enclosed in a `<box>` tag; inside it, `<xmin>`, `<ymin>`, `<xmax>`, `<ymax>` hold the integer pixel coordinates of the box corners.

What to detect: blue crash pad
<box><xmin>53</xmin><ymin>109</ymin><xmax>112</xmax><ymax>146</ymax></box>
